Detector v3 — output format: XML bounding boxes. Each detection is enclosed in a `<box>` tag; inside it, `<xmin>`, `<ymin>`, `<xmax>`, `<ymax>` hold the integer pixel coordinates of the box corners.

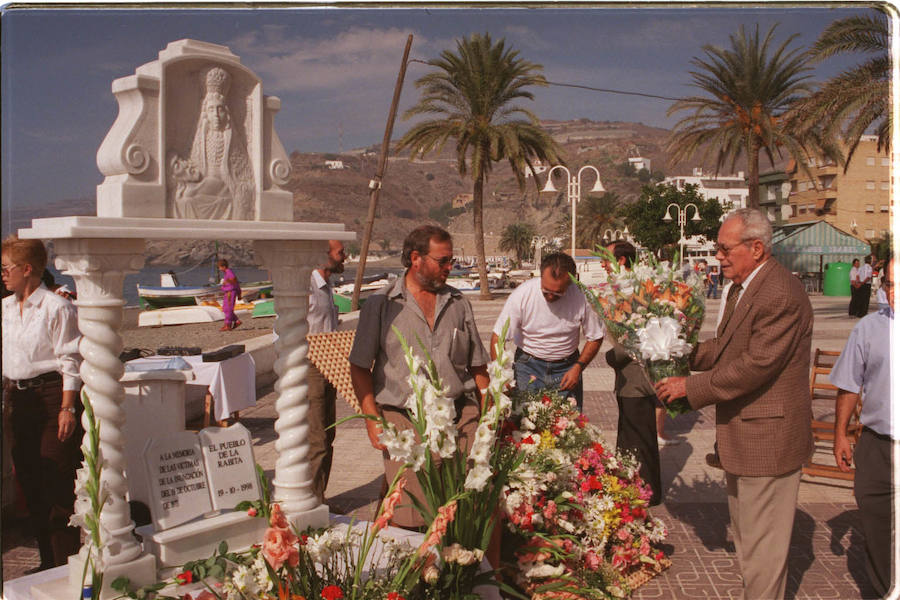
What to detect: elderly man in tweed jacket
<box><xmin>656</xmin><ymin>208</ymin><xmax>813</xmax><ymax>600</ymax></box>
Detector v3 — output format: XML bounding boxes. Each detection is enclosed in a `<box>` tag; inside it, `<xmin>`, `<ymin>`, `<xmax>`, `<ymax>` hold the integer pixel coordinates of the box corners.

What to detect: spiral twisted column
<box><xmin>54</xmin><ymin>238</ymin><xmax>146</xmax><ymax>566</ymax></box>
<box><xmin>255</xmin><ymin>240</ymin><xmax>322</xmax><ymax>515</ymax></box>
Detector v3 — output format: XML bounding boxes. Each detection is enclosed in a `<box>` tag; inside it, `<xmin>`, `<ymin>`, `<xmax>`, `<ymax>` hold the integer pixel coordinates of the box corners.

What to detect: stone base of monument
<box><xmin>135</xmin><ymin>505</ymin><xmax>326</xmax><ymax>568</ymax></box>
<box><xmin>30</xmin><ymin>552</ymin><xmax>157</xmax><ymax>600</ymax></box>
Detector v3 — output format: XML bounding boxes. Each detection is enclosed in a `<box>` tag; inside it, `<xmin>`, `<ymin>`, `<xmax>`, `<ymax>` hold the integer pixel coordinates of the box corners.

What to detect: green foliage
<box><xmin>620</xmin><ymin>183</ymin><xmax>725</xmax><ymax>254</ymax></box>
<box><xmin>499</xmin><ymin>222</ymin><xmax>536</xmax><ymax>266</ymax></box>
<box><xmin>428</xmin><ymin>202</ymin><xmax>466</xmax><ymax>226</ymax></box>
<box><xmin>346</xmin><ymin>241</ymin><xmax>361</xmax><ymax>256</ymax></box>
<box><xmin>787</xmin><ymin>12</ymin><xmax>890</xmax><ymax>165</ymax></box>
<box><xmin>398</xmin><ymin>32</ymin><xmax>562</xmax><ymax>297</ymax></box>
<box><xmin>618</xmin><ymin>161</ymin><xmax>637</xmax><ymax>177</ymax></box>
<box><xmin>577</xmin><ymin>192</ymin><xmax>621</xmax><ymax>250</ymax></box>
<box><xmin>667</xmin><ymin>24</ymin><xmax>816</xmax><ymax>208</ymax></box>
<box><xmin>871</xmin><ymin>231</ymin><xmax>893</xmax><ymax>264</ymax></box>
<box><xmin>637</xmin><ymin>168</ymin><xmax>651</xmax><ymax>183</ymax></box>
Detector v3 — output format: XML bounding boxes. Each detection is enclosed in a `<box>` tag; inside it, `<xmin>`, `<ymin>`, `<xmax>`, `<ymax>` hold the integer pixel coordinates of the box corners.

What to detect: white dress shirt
<box><xmin>308</xmin><ymin>269</ymin><xmax>338</xmax><ymax>334</ymax></box>
<box><xmin>859</xmin><ymin>263</ymin><xmax>873</xmax><ymax>284</ymax></box>
<box><xmin>2</xmin><ymin>284</ymin><xmax>82</xmax><ymax>391</ymax></box>
<box><xmin>492</xmin><ymin>277</ymin><xmax>605</xmax><ymax>361</ymax></box>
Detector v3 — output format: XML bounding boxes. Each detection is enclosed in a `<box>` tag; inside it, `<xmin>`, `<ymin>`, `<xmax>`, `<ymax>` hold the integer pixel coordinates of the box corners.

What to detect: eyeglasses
<box><xmin>715</xmin><ymin>240</ymin><xmax>753</xmax><ymax>256</ymax></box>
<box><xmin>541</xmin><ymin>287</ymin><xmax>565</xmax><ymax>299</ymax></box>
<box><xmin>1</xmin><ymin>264</ymin><xmax>21</xmax><ymax>275</ymax></box>
<box><xmin>424</xmin><ymin>255</ymin><xmax>453</xmax><ymax>267</ymax></box>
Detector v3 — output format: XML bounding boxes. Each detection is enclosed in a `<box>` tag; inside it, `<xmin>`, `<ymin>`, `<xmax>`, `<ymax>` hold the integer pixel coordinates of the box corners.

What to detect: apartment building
<box><xmin>663</xmin><ymin>167</ymin><xmax>749</xmax><ymax>210</ymax></box>
<box><xmin>786</xmin><ymin>135</ymin><xmax>891</xmax><ymax>242</ymax></box>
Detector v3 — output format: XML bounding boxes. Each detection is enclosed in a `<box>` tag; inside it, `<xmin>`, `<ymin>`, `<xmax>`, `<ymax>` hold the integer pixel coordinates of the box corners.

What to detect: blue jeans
<box><xmin>513</xmin><ymin>349</ymin><xmax>583</xmax><ymax>411</ymax></box>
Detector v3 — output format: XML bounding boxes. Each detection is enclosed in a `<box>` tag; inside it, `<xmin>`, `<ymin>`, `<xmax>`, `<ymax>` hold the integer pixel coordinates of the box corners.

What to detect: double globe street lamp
<box><xmin>663</xmin><ymin>202</ymin><xmax>702</xmax><ymax>267</ymax></box>
<box><xmin>602</xmin><ymin>227</ymin><xmax>630</xmax><ymax>244</ymax></box>
<box><xmin>542</xmin><ymin>165</ymin><xmax>605</xmax><ymax>257</ymax></box>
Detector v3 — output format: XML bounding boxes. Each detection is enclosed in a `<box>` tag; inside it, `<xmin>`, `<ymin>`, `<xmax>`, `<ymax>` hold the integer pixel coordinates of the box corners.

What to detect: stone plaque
<box><xmin>199</xmin><ymin>423</ymin><xmax>259</xmax><ymax>511</ymax></box>
<box><xmin>144</xmin><ymin>431</ymin><xmax>212</xmax><ymax>530</ymax></box>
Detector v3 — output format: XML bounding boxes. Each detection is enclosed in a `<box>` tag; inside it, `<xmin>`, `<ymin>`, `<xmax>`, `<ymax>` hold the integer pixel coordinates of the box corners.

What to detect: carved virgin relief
<box><xmin>167</xmin><ymin>66</ymin><xmax>255</xmax><ymax>220</ymax></box>
<box><xmin>95</xmin><ymin>39</ymin><xmax>293</xmax><ymax>221</ymax></box>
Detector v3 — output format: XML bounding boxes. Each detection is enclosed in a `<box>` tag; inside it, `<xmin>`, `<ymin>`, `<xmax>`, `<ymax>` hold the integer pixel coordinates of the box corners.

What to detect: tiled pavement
<box><xmin>2</xmin><ymin>293</ymin><xmax>883</xmax><ymax>598</ymax></box>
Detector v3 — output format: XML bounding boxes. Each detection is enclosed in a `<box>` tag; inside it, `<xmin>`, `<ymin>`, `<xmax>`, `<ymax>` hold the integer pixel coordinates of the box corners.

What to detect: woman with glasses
<box><xmin>1</xmin><ymin>235</ymin><xmax>83</xmax><ymax>572</ymax></box>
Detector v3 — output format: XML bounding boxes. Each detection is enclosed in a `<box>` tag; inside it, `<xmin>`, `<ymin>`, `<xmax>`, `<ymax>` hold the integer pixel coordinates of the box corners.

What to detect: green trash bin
<box><xmin>823</xmin><ymin>262</ymin><xmax>851</xmax><ymax>296</ymax></box>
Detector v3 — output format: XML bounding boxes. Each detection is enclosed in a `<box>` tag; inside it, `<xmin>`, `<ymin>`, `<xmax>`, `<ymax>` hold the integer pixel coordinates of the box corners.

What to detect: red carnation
<box><xmin>321</xmin><ymin>585</ymin><xmax>344</xmax><ymax>600</ymax></box>
<box><xmin>175</xmin><ymin>570</ymin><xmax>193</xmax><ymax>585</ymax></box>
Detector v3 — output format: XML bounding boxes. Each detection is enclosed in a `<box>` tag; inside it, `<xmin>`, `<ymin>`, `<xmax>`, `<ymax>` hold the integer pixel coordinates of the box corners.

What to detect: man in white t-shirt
<box><xmin>306</xmin><ymin>239</ymin><xmax>346</xmax><ymax>504</ymax></box>
<box><xmin>490</xmin><ymin>252</ymin><xmax>605</xmax><ymax>410</ymax></box>
<box><xmin>856</xmin><ymin>255</ymin><xmax>874</xmax><ymax>317</ymax></box>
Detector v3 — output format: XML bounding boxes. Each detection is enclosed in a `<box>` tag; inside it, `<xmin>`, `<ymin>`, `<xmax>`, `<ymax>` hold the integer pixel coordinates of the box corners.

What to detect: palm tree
<box><xmin>787</xmin><ymin>12</ymin><xmax>889</xmax><ymax>167</ymax></box>
<box><xmin>499</xmin><ymin>222</ymin><xmax>536</xmax><ymax>267</ymax></box>
<box><xmin>577</xmin><ymin>192</ymin><xmax>620</xmax><ymax>250</ymax></box>
<box><xmin>398</xmin><ymin>33</ymin><xmax>562</xmax><ymax>298</ymax></box>
<box><xmin>667</xmin><ymin>24</ymin><xmax>814</xmax><ymax>209</ymax></box>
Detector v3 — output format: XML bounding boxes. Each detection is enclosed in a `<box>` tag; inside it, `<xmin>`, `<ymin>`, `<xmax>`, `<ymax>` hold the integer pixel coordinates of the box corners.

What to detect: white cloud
<box><xmin>230</xmin><ymin>26</ymin><xmax>426</xmax><ymax>93</ymax></box>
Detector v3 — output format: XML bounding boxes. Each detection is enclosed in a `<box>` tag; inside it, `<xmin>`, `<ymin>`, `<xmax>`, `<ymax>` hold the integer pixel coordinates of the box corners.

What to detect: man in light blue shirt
<box><xmin>830</xmin><ymin>258</ymin><xmax>894</xmax><ymax>597</ymax></box>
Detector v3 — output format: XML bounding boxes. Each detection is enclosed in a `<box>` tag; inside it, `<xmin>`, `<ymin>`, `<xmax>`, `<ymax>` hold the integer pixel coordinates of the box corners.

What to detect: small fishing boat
<box><xmin>137</xmin><ymin>304</ymin><xmax>254</xmax><ymax>327</ymax></box>
<box><xmin>138</xmin><ymin>271</ymin><xmax>272</xmax><ymax>310</ymax></box>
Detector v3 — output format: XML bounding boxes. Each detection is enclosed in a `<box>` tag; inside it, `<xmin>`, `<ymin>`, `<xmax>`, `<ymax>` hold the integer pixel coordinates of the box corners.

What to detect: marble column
<box><xmin>255</xmin><ymin>240</ymin><xmax>328</xmax><ymax>525</ymax></box>
<box><xmin>52</xmin><ymin>238</ymin><xmax>157</xmax><ymax>593</ymax></box>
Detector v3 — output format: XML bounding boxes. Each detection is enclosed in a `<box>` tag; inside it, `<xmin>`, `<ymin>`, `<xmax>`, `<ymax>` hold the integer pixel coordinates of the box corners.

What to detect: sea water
<box><xmin>46</xmin><ymin>263</ymin><xmax>402</xmax><ymax>308</ymax></box>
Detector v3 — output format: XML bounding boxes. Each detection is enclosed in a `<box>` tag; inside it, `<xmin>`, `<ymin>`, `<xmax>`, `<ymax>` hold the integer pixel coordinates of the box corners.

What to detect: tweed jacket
<box><xmin>685</xmin><ymin>259</ymin><xmax>814</xmax><ymax>477</ymax></box>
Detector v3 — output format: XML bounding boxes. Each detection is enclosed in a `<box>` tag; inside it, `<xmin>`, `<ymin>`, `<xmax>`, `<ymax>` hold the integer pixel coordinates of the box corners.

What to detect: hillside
<box><xmin>12</xmin><ymin>119</ymin><xmax>754</xmax><ymax>266</ymax></box>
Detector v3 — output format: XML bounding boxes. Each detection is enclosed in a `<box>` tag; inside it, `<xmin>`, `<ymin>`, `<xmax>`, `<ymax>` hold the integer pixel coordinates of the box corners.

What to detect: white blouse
<box><xmin>2</xmin><ymin>284</ymin><xmax>82</xmax><ymax>391</ymax></box>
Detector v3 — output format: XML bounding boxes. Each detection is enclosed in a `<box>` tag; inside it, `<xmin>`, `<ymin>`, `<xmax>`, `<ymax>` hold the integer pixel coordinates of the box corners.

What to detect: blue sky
<box><xmin>1</xmin><ymin>4</ymin><xmax>872</xmax><ymax>218</ymax></box>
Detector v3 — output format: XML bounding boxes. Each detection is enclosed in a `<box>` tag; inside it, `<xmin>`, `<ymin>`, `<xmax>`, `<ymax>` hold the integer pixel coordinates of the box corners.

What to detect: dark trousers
<box><xmin>853</xmin><ymin>428</ymin><xmax>894</xmax><ymax>597</ymax></box>
<box><xmin>849</xmin><ymin>284</ymin><xmax>872</xmax><ymax>317</ymax></box>
<box><xmin>7</xmin><ymin>381</ymin><xmax>83</xmax><ymax>567</ymax></box>
<box><xmin>307</xmin><ymin>365</ymin><xmax>336</xmax><ymax>505</ymax></box>
<box><xmin>615</xmin><ymin>394</ymin><xmax>662</xmax><ymax>505</ymax></box>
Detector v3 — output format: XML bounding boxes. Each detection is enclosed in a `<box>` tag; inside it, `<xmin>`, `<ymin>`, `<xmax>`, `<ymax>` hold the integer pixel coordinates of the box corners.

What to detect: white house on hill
<box><xmin>663</xmin><ymin>167</ymin><xmax>748</xmax><ymax>210</ymax></box>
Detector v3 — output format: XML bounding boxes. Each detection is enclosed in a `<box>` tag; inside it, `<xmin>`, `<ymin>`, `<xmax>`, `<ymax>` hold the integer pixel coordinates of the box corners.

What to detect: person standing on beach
<box><xmin>218</xmin><ymin>258</ymin><xmax>241</xmax><ymax>331</ymax></box>
<box><xmin>349</xmin><ymin>225</ymin><xmax>489</xmax><ymax>529</ymax></box>
<box><xmin>1</xmin><ymin>235</ymin><xmax>83</xmax><ymax>572</ymax></box>
<box><xmin>306</xmin><ymin>239</ymin><xmax>346</xmax><ymax>504</ymax></box>
<box><xmin>655</xmin><ymin>209</ymin><xmax>813</xmax><ymax>600</ymax></box>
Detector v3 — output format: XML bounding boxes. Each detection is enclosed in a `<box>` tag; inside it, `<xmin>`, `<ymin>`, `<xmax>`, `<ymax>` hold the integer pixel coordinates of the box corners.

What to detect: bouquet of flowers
<box><xmin>578</xmin><ymin>253</ymin><xmax>706</xmax><ymax>417</ymax></box>
<box><xmin>500</xmin><ymin>389</ymin><xmax>668</xmax><ymax>599</ymax></box>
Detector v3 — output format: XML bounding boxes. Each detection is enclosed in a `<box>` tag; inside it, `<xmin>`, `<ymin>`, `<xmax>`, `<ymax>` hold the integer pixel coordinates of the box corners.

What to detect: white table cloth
<box><xmin>126</xmin><ymin>353</ymin><xmax>256</xmax><ymax>421</ymax></box>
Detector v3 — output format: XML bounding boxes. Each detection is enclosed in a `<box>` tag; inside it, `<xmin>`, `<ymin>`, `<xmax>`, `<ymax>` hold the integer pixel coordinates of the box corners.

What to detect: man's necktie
<box><xmin>717</xmin><ymin>283</ymin><xmax>743</xmax><ymax>338</ymax></box>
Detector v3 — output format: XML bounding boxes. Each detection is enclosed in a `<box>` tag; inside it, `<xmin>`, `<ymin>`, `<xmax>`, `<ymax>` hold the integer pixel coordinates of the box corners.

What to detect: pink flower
<box><xmin>417</xmin><ymin>500</ymin><xmax>458</xmax><ymax>557</ymax></box>
<box><xmin>269</xmin><ymin>503</ymin><xmax>290</xmax><ymax>529</ymax></box>
<box><xmin>262</xmin><ymin>525</ymin><xmax>299</xmax><ymax>570</ymax></box>
<box><xmin>542</xmin><ymin>500</ymin><xmax>557</xmax><ymax>520</ymax></box>
<box><xmin>584</xmin><ymin>550</ymin><xmax>601</xmax><ymax>571</ymax></box>
<box><xmin>247</xmin><ymin>507</ymin><xmax>258</xmax><ymax>517</ymax></box>
<box><xmin>374</xmin><ymin>479</ymin><xmax>406</xmax><ymax>531</ymax></box>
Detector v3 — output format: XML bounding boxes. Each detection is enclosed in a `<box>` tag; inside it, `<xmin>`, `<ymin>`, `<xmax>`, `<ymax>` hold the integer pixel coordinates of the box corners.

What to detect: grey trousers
<box><xmin>726</xmin><ymin>468</ymin><xmax>801</xmax><ymax>600</ymax></box>
<box><xmin>306</xmin><ymin>365</ymin><xmax>336</xmax><ymax>505</ymax></box>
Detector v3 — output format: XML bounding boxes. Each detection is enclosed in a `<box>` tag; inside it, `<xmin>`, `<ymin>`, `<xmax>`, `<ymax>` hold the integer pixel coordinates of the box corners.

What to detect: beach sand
<box><xmin>121</xmin><ymin>307</ymin><xmax>276</xmax><ymax>353</ymax></box>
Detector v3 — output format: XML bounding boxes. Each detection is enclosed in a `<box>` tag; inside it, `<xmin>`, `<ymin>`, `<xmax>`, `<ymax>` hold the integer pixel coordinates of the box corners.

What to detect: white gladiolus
<box><xmin>524</xmin><ymin>562</ymin><xmax>566</xmax><ymax>578</ymax></box>
<box><xmin>638</xmin><ymin>316</ymin><xmax>692</xmax><ymax>361</ymax></box>
<box><xmin>464</xmin><ymin>464</ymin><xmax>493</xmax><ymax>491</ymax></box>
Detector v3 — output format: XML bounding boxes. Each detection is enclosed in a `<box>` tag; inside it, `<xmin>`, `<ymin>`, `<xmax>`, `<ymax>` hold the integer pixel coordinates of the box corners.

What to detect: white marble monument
<box><xmin>22</xmin><ymin>39</ymin><xmax>354</xmax><ymax>599</ymax></box>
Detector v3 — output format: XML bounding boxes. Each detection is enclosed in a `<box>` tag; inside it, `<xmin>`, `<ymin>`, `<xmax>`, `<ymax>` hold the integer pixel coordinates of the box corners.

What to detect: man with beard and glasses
<box><xmin>349</xmin><ymin>225</ymin><xmax>489</xmax><ymax>529</ymax></box>
<box><xmin>306</xmin><ymin>239</ymin><xmax>347</xmax><ymax>504</ymax></box>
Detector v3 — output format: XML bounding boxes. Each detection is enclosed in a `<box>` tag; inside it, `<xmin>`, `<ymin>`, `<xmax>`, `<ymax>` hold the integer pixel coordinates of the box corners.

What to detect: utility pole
<box><xmin>351</xmin><ymin>34</ymin><xmax>414</xmax><ymax>311</ymax></box>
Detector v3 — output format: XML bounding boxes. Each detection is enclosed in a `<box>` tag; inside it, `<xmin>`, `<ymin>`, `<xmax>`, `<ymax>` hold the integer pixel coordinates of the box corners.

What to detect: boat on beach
<box><xmin>137</xmin><ymin>271</ymin><xmax>272</xmax><ymax>310</ymax></box>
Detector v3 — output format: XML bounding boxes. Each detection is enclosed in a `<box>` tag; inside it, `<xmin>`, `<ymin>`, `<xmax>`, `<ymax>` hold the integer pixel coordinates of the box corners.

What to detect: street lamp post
<box><xmin>663</xmin><ymin>203</ymin><xmax>701</xmax><ymax>267</ymax></box>
<box><xmin>602</xmin><ymin>227</ymin><xmax>631</xmax><ymax>244</ymax></box>
<box><xmin>542</xmin><ymin>165</ymin><xmax>604</xmax><ymax>257</ymax></box>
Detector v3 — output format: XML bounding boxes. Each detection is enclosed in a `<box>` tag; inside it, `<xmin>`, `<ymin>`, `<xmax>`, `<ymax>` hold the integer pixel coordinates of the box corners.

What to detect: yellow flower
<box><xmin>539</xmin><ymin>431</ymin><xmax>555</xmax><ymax>450</ymax></box>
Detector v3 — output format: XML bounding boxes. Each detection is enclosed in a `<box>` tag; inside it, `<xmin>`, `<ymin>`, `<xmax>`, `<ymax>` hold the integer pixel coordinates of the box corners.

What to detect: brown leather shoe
<box><xmin>705</xmin><ymin>452</ymin><xmax>723</xmax><ymax>470</ymax></box>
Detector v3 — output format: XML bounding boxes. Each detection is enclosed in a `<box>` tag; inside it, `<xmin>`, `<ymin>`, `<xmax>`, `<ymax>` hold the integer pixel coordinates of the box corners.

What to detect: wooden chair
<box><xmin>803</xmin><ymin>349</ymin><xmax>862</xmax><ymax>481</ymax></box>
